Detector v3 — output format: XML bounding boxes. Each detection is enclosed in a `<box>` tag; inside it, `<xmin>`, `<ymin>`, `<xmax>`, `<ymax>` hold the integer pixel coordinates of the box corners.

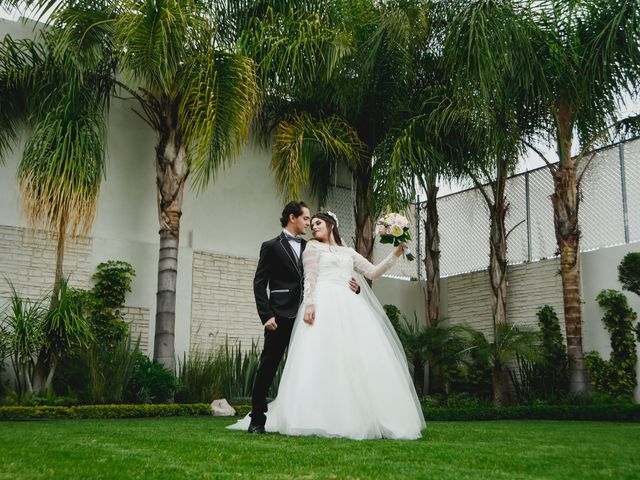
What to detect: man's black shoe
<box><xmin>248</xmin><ymin>424</ymin><xmax>266</xmax><ymax>434</ymax></box>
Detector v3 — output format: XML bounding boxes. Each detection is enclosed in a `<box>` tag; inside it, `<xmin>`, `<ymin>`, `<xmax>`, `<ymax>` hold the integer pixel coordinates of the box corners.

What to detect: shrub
<box><xmin>1</xmin><ymin>279</ymin><xmax>92</xmax><ymax>396</ymax></box>
<box><xmin>129</xmin><ymin>352</ymin><xmax>177</xmax><ymax>404</ymax></box>
<box><xmin>511</xmin><ymin>305</ymin><xmax>569</xmax><ymax>403</ymax></box>
<box><xmin>89</xmin><ymin>336</ymin><xmax>140</xmax><ymax>403</ymax></box>
<box><xmin>175</xmin><ymin>349</ymin><xmax>224</xmax><ymax>404</ymax></box>
<box><xmin>618</xmin><ymin>252</ymin><xmax>640</xmax><ymax>296</ymax></box>
<box><xmin>585</xmin><ymin>290</ymin><xmax>638</xmax><ymax>400</ymax></box>
<box><xmin>423</xmin><ymin>404</ymin><xmax>640</xmax><ymax>422</ymax></box>
<box><xmin>84</xmin><ymin>261</ymin><xmax>136</xmax><ymax>347</ymax></box>
<box><xmin>0</xmin><ymin>403</ymin><xmax>210</xmax><ymax>420</ymax></box>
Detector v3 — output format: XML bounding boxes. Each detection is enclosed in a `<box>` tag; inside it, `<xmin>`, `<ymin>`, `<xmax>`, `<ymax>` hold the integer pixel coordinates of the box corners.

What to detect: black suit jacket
<box><xmin>253</xmin><ymin>232</ymin><xmax>307</xmax><ymax>324</ymax></box>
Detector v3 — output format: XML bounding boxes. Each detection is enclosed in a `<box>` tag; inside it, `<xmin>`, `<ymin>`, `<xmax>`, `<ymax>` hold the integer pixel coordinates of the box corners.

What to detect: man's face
<box><xmin>290</xmin><ymin>207</ymin><xmax>311</xmax><ymax>236</ymax></box>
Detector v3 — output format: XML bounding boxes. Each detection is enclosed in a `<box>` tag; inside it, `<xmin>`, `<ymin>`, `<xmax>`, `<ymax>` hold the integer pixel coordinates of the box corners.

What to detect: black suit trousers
<box><xmin>250</xmin><ymin>316</ymin><xmax>295</xmax><ymax>426</ymax></box>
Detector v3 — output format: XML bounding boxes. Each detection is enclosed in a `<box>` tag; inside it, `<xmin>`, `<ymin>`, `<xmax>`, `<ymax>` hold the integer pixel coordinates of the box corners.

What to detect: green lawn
<box><xmin>0</xmin><ymin>417</ymin><xmax>638</xmax><ymax>479</ymax></box>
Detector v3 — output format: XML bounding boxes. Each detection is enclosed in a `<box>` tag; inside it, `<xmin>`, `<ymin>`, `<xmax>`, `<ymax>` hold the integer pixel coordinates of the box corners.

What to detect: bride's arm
<box><xmin>351</xmin><ymin>244</ymin><xmax>404</xmax><ymax>280</ymax></box>
<box><xmin>302</xmin><ymin>243</ymin><xmax>320</xmax><ymax>324</ymax></box>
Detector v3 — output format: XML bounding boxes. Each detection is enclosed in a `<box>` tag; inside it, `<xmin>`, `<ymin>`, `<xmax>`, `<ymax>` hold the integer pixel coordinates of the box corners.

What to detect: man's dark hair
<box><xmin>280</xmin><ymin>200</ymin><xmax>309</xmax><ymax>227</ymax></box>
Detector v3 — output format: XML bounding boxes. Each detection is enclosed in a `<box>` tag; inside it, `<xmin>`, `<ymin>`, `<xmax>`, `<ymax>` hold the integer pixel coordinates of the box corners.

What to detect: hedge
<box><xmin>0</xmin><ymin>403</ymin><xmax>211</xmax><ymax>420</ymax></box>
<box><xmin>423</xmin><ymin>404</ymin><xmax>640</xmax><ymax>422</ymax></box>
<box><xmin>1</xmin><ymin>403</ymin><xmax>638</xmax><ymax>422</ymax></box>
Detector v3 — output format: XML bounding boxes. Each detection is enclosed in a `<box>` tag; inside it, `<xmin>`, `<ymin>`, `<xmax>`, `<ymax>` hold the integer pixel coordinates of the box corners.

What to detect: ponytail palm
<box><xmin>0</xmin><ymin>27</ymin><xmax>113</xmax><ymax>304</ymax></box>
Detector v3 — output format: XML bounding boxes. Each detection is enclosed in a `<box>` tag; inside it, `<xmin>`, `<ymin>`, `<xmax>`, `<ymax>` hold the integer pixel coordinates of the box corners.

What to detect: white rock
<box><xmin>211</xmin><ymin>398</ymin><xmax>236</xmax><ymax>417</ymax></box>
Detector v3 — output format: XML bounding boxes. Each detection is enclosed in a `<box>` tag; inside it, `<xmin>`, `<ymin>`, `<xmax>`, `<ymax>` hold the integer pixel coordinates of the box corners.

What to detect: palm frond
<box><xmin>238</xmin><ymin>5</ymin><xmax>353</xmax><ymax>96</ymax></box>
<box><xmin>180</xmin><ymin>49</ymin><xmax>259</xmax><ymax>190</ymax></box>
<box><xmin>272</xmin><ymin>112</ymin><xmax>364</xmax><ymax>202</ymax></box>
<box><xmin>444</xmin><ymin>0</ymin><xmax>543</xmax><ymax>114</ymax></box>
<box><xmin>18</xmin><ymin>97</ymin><xmax>107</xmax><ymax>236</ymax></box>
<box><xmin>115</xmin><ymin>0</ymin><xmax>200</xmax><ymax>95</ymax></box>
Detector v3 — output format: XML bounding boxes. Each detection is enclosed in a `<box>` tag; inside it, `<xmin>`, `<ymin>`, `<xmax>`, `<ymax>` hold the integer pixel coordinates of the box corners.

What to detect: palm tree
<box><xmin>442</xmin><ymin>0</ymin><xmax>640</xmax><ymax>392</ymax></box>
<box><xmin>462</xmin><ymin>322</ymin><xmax>540</xmax><ymax>406</ymax></box>
<box><xmin>6</xmin><ymin>0</ymin><xmax>264</xmax><ymax>371</ymax></box>
<box><xmin>0</xmin><ymin>23</ymin><xmax>113</xmax><ymax>305</ymax></box>
<box><xmin>245</xmin><ymin>0</ymin><xmax>431</xmax><ymax>259</ymax></box>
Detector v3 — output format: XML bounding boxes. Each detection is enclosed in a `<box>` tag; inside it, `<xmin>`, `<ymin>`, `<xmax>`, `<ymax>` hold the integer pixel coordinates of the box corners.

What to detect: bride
<box><xmin>229</xmin><ymin>212</ymin><xmax>425</xmax><ymax>440</ymax></box>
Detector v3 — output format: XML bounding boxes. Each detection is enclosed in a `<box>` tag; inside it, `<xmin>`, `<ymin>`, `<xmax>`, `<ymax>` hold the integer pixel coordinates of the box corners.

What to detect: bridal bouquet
<box><xmin>375</xmin><ymin>213</ymin><xmax>414</xmax><ymax>261</ymax></box>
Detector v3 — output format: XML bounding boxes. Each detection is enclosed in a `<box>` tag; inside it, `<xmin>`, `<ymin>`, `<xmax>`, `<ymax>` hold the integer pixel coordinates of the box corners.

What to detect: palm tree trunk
<box><xmin>489</xmin><ymin>168</ymin><xmax>508</xmax><ymax>327</ymax></box>
<box><xmin>424</xmin><ymin>179</ymin><xmax>440</xmax><ymax>327</ymax></box>
<box><xmin>492</xmin><ymin>363</ymin><xmax>509</xmax><ymax>406</ymax></box>
<box><xmin>153</xmin><ymin>122</ymin><xmax>187</xmax><ymax>372</ymax></box>
<box><xmin>51</xmin><ymin>212</ymin><xmax>67</xmax><ymax>309</ymax></box>
<box><xmin>33</xmin><ymin>214</ymin><xmax>68</xmax><ymax>393</ymax></box>
<box><xmin>354</xmin><ymin>163</ymin><xmax>374</xmax><ymax>261</ymax></box>
<box><xmin>552</xmin><ymin>103</ymin><xmax>587</xmax><ymax>393</ymax></box>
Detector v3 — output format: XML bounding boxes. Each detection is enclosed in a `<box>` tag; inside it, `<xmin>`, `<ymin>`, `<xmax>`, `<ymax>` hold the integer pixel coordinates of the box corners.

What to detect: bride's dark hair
<box><xmin>312</xmin><ymin>212</ymin><xmax>343</xmax><ymax>246</ymax></box>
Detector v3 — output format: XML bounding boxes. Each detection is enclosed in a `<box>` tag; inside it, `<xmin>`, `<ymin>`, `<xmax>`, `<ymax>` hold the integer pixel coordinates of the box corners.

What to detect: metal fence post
<box><xmin>525</xmin><ymin>170</ymin><xmax>532</xmax><ymax>261</ymax></box>
<box><xmin>619</xmin><ymin>143</ymin><xmax>630</xmax><ymax>244</ymax></box>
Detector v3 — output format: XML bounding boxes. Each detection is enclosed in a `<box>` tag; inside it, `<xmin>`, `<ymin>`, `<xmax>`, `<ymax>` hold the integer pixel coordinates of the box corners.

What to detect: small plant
<box><xmin>84</xmin><ymin>261</ymin><xmax>136</xmax><ymax>347</ymax></box>
<box><xmin>129</xmin><ymin>352</ymin><xmax>177</xmax><ymax>404</ymax></box>
<box><xmin>585</xmin><ymin>290</ymin><xmax>638</xmax><ymax>400</ymax></box>
<box><xmin>2</xmin><ymin>280</ymin><xmax>92</xmax><ymax>396</ymax></box>
<box><xmin>510</xmin><ymin>305</ymin><xmax>569</xmax><ymax>404</ymax></box>
<box><xmin>618</xmin><ymin>252</ymin><xmax>640</xmax><ymax>296</ymax></box>
<box><xmin>176</xmin><ymin>346</ymin><xmax>227</xmax><ymax>404</ymax></box>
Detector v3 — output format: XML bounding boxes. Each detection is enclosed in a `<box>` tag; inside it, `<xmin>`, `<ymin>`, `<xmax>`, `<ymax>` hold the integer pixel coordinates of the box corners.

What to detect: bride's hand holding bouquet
<box><xmin>375</xmin><ymin>212</ymin><xmax>414</xmax><ymax>261</ymax></box>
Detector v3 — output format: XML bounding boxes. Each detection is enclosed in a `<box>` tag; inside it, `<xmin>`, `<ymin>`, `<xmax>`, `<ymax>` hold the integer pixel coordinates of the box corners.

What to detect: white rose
<box><xmin>390</xmin><ymin>224</ymin><xmax>403</xmax><ymax>237</ymax></box>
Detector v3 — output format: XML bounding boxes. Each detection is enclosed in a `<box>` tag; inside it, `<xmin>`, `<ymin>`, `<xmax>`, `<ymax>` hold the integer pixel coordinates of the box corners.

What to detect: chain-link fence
<box><xmin>324</xmin><ymin>136</ymin><xmax>640</xmax><ymax>280</ymax></box>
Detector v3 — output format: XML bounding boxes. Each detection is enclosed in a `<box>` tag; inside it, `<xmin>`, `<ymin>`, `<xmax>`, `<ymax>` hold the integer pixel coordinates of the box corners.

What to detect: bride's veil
<box><xmin>353</xmin><ymin>271</ymin><xmax>426</xmax><ymax>427</ymax></box>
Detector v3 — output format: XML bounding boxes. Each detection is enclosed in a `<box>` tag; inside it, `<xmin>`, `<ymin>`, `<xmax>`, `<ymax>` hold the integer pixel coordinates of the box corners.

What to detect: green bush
<box><xmin>84</xmin><ymin>261</ymin><xmax>136</xmax><ymax>347</ymax></box>
<box><xmin>423</xmin><ymin>404</ymin><xmax>640</xmax><ymax>422</ymax></box>
<box><xmin>0</xmin><ymin>403</ymin><xmax>210</xmax><ymax>420</ymax></box>
<box><xmin>2</xmin><ymin>402</ymin><xmax>638</xmax><ymax>422</ymax></box>
<box><xmin>129</xmin><ymin>352</ymin><xmax>177</xmax><ymax>404</ymax></box>
<box><xmin>511</xmin><ymin>305</ymin><xmax>569</xmax><ymax>403</ymax></box>
<box><xmin>233</xmin><ymin>404</ymin><xmax>251</xmax><ymax>417</ymax></box>
<box><xmin>585</xmin><ymin>290</ymin><xmax>638</xmax><ymax>400</ymax></box>
<box><xmin>176</xmin><ymin>349</ymin><xmax>224</xmax><ymax>403</ymax></box>
<box><xmin>618</xmin><ymin>252</ymin><xmax>640</xmax><ymax>296</ymax></box>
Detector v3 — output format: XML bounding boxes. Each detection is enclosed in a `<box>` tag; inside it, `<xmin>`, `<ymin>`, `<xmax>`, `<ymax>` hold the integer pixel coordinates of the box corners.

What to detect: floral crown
<box><xmin>324</xmin><ymin>211</ymin><xmax>339</xmax><ymax>227</ymax></box>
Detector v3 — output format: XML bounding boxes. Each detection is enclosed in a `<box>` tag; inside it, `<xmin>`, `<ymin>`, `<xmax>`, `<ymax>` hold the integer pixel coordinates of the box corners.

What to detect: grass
<box><xmin>0</xmin><ymin>418</ymin><xmax>639</xmax><ymax>479</ymax></box>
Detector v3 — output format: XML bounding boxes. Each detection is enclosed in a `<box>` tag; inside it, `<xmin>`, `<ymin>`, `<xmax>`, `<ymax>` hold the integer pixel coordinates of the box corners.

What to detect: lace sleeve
<box><xmin>302</xmin><ymin>242</ymin><xmax>320</xmax><ymax>306</ymax></box>
<box><xmin>351</xmin><ymin>248</ymin><xmax>398</xmax><ymax>281</ymax></box>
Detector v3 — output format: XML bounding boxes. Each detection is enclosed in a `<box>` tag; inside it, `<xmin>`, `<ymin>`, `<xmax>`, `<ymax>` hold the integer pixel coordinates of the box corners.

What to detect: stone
<box><xmin>211</xmin><ymin>398</ymin><xmax>236</xmax><ymax>417</ymax></box>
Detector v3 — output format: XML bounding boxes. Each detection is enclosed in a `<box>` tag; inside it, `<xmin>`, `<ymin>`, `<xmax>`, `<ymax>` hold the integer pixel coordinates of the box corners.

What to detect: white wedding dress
<box><xmin>229</xmin><ymin>241</ymin><xmax>425</xmax><ymax>440</ymax></box>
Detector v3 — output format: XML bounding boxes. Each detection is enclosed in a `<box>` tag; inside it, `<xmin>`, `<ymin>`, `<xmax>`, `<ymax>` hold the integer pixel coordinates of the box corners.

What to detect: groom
<box><xmin>249</xmin><ymin>201</ymin><xmax>359</xmax><ymax>434</ymax></box>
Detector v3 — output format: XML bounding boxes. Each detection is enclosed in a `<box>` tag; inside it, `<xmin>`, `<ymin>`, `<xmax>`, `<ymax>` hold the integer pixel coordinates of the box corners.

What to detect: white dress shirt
<box><xmin>283</xmin><ymin>229</ymin><xmax>301</xmax><ymax>259</ymax></box>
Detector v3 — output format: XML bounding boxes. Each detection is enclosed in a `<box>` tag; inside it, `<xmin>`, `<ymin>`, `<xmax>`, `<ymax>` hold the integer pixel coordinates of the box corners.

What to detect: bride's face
<box><xmin>311</xmin><ymin>218</ymin><xmax>330</xmax><ymax>242</ymax></box>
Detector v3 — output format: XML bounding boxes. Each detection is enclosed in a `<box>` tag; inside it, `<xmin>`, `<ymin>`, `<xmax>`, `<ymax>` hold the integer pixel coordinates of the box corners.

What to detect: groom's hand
<box><xmin>265</xmin><ymin>317</ymin><xmax>278</xmax><ymax>331</ymax></box>
<box><xmin>349</xmin><ymin>277</ymin><xmax>361</xmax><ymax>294</ymax></box>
